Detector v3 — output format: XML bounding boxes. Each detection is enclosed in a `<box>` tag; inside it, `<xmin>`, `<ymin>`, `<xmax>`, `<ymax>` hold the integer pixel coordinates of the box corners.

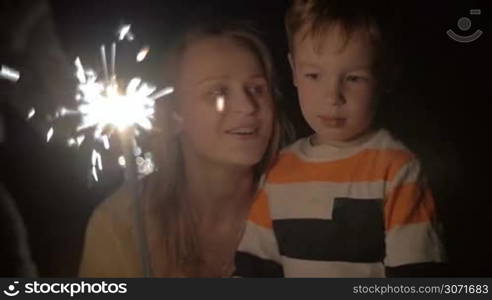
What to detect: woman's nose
<box><xmin>227</xmin><ymin>89</ymin><xmax>258</xmax><ymax>114</ymax></box>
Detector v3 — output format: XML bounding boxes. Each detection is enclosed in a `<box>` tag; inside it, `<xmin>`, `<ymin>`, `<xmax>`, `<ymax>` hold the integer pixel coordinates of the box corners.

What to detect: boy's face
<box><xmin>289</xmin><ymin>24</ymin><xmax>378</xmax><ymax>145</ymax></box>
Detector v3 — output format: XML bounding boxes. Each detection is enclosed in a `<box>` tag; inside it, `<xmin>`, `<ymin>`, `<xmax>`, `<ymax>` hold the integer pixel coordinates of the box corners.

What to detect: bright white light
<box><xmin>42</xmin><ymin>25</ymin><xmax>171</xmax><ymax>180</ymax></box>
<box><xmin>74</xmin><ymin>57</ymin><xmax>86</xmax><ymax>83</ymax></box>
<box><xmin>27</xmin><ymin>108</ymin><xmax>36</xmax><ymax>120</ymax></box>
<box><xmin>46</xmin><ymin>127</ymin><xmax>54</xmax><ymax>142</ymax></box>
<box><xmin>118</xmin><ymin>156</ymin><xmax>126</xmax><ymax>167</ymax></box>
<box><xmin>137</xmin><ymin>153</ymin><xmax>155</xmax><ymax>176</ymax></box>
<box><xmin>92</xmin><ymin>166</ymin><xmax>99</xmax><ymax>182</ymax></box>
<box><xmin>73</xmin><ymin>57</ymin><xmax>173</xmax><ymax>134</ymax></box>
<box><xmin>102</xmin><ymin>135</ymin><xmax>110</xmax><ymax>149</ymax></box>
<box><xmin>91</xmin><ymin>149</ymin><xmax>103</xmax><ymax>171</ymax></box>
<box><xmin>136</xmin><ymin>46</ymin><xmax>150</xmax><ymax>62</ymax></box>
<box><xmin>76</xmin><ymin>135</ymin><xmax>85</xmax><ymax>146</ymax></box>
<box><xmin>133</xmin><ymin>146</ymin><xmax>142</xmax><ymax>156</ymax></box>
<box><xmin>150</xmin><ymin>87</ymin><xmax>174</xmax><ymax>100</ymax></box>
<box><xmin>216</xmin><ymin>95</ymin><xmax>225</xmax><ymax>112</ymax></box>
<box><xmin>118</xmin><ymin>24</ymin><xmax>134</xmax><ymax>41</ymax></box>
<box><xmin>77</xmin><ymin>86</ymin><xmax>151</xmax><ymax>131</ymax></box>
<box><xmin>0</xmin><ymin>65</ymin><xmax>20</xmax><ymax>82</ymax></box>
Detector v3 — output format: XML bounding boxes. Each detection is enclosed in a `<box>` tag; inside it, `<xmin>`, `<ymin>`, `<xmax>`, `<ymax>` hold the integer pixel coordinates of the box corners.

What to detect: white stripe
<box><xmin>267</xmin><ymin>181</ymin><xmax>385</xmax><ymax>220</ymax></box>
<box><xmin>386</xmin><ymin>159</ymin><xmax>422</xmax><ymax>194</ymax></box>
<box><xmin>238</xmin><ymin>221</ymin><xmax>282</xmax><ymax>264</ymax></box>
<box><xmin>384</xmin><ymin>222</ymin><xmax>446</xmax><ymax>267</ymax></box>
<box><xmin>286</xmin><ymin>129</ymin><xmax>410</xmax><ymax>162</ymax></box>
<box><xmin>281</xmin><ymin>256</ymin><xmax>384</xmax><ymax>277</ymax></box>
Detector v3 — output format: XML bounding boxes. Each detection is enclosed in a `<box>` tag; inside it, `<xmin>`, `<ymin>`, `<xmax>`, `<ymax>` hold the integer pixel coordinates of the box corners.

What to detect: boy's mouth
<box><xmin>318</xmin><ymin>115</ymin><xmax>346</xmax><ymax>128</ymax></box>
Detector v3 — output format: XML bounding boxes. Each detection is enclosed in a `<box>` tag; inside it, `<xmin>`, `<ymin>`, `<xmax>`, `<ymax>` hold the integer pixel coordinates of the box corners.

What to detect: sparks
<box><xmin>46</xmin><ymin>127</ymin><xmax>54</xmax><ymax>142</ymax></box>
<box><xmin>0</xmin><ymin>65</ymin><xmax>20</xmax><ymax>82</ymax></box>
<box><xmin>74</xmin><ymin>73</ymin><xmax>172</xmax><ymax>132</ymax></box>
<box><xmin>118</xmin><ymin>155</ymin><xmax>126</xmax><ymax>167</ymax></box>
<box><xmin>36</xmin><ymin>24</ymin><xmax>172</xmax><ymax>181</ymax></box>
<box><xmin>136</xmin><ymin>46</ymin><xmax>150</xmax><ymax>62</ymax></box>
<box><xmin>27</xmin><ymin>108</ymin><xmax>36</xmax><ymax>120</ymax></box>
<box><xmin>118</xmin><ymin>24</ymin><xmax>134</xmax><ymax>41</ymax></box>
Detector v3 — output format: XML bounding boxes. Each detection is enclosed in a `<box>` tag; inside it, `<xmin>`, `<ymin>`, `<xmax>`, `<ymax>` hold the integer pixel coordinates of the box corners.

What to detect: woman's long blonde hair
<box><xmin>140</xmin><ymin>20</ymin><xmax>289</xmax><ymax>277</ymax></box>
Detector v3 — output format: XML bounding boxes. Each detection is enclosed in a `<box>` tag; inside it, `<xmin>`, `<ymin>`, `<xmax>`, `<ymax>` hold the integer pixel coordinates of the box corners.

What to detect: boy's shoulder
<box><xmin>370</xmin><ymin>129</ymin><xmax>410</xmax><ymax>152</ymax></box>
<box><xmin>353</xmin><ymin>129</ymin><xmax>419</xmax><ymax>176</ymax></box>
<box><xmin>369</xmin><ymin>129</ymin><xmax>417</xmax><ymax>161</ymax></box>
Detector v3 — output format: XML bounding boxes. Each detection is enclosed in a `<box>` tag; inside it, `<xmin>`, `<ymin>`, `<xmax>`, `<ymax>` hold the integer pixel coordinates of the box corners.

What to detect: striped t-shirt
<box><xmin>235</xmin><ymin>129</ymin><xmax>445</xmax><ymax>277</ymax></box>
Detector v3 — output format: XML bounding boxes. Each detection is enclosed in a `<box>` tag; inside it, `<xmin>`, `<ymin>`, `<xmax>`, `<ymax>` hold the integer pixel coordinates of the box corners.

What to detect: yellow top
<box><xmin>79</xmin><ymin>185</ymin><xmax>144</xmax><ymax>277</ymax></box>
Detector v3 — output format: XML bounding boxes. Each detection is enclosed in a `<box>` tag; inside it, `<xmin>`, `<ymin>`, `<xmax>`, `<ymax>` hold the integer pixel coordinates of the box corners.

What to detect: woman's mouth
<box><xmin>225</xmin><ymin>127</ymin><xmax>258</xmax><ymax>137</ymax></box>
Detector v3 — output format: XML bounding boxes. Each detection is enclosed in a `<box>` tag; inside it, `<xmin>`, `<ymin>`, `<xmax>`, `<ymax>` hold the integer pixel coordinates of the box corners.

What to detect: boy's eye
<box><xmin>304</xmin><ymin>73</ymin><xmax>320</xmax><ymax>80</ymax></box>
<box><xmin>346</xmin><ymin>75</ymin><xmax>369</xmax><ymax>83</ymax></box>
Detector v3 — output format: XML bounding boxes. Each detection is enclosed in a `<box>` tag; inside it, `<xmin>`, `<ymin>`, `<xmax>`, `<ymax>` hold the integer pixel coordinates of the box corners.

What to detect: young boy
<box><xmin>235</xmin><ymin>0</ymin><xmax>446</xmax><ymax>277</ymax></box>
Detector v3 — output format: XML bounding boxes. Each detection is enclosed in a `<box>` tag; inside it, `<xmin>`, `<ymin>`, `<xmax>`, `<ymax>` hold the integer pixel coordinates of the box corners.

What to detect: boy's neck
<box><xmin>310</xmin><ymin>129</ymin><xmax>377</xmax><ymax>149</ymax></box>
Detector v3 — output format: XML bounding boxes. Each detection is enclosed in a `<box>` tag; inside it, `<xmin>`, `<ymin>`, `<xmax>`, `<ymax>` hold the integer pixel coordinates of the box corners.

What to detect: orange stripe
<box><xmin>248</xmin><ymin>189</ymin><xmax>273</xmax><ymax>229</ymax></box>
<box><xmin>268</xmin><ymin>149</ymin><xmax>414</xmax><ymax>184</ymax></box>
<box><xmin>384</xmin><ymin>183</ymin><xmax>435</xmax><ymax>231</ymax></box>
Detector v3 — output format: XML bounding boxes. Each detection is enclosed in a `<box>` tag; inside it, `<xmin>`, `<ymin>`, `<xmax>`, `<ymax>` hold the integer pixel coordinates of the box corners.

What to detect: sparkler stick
<box><xmin>120</xmin><ymin>128</ymin><xmax>151</xmax><ymax>276</ymax></box>
<box><xmin>111</xmin><ymin>42</ymin><xmax>116</xmax><ymax>80</ymax></box>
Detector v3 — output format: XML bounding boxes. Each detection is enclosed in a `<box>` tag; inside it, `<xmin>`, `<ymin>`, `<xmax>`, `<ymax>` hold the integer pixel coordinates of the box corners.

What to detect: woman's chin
<box><xmin>218</xmin><ymin>152</ymin><xmax>264</xmax><ymax>169</ymax></box>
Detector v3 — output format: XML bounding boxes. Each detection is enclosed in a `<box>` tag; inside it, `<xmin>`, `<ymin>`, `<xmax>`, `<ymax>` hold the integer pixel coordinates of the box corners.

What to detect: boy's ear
<box><xmin>287</xmin><ymin>52</ymin><xmax>297</xmax><ymax>87</ymax></box>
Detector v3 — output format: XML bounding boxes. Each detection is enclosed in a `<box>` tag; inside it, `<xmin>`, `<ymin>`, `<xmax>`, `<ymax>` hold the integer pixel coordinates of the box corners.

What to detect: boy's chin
<box><xmin>314</xmin><ymin>128</ymin><xmax>372</xmax><ymax>146</ymax></box>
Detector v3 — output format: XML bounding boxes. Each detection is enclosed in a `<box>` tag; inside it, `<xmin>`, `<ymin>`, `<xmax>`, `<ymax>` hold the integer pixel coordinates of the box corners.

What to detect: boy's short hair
<box><xmin>285</xmin><ymin>0</ymin><xmax>398</xmax><ymax>92</ymax></box>
<box><xmin>285</xmin><ymin>0</ymin><xmax>381</xmax><ymax>51</ymax></box>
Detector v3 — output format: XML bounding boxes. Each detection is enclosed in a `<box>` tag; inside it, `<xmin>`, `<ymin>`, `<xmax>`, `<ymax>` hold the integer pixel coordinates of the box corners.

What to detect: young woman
<box><xmin>78</xmin><ymin>20</ymin><xmax>285</xmax><ymax>277</ymax></box>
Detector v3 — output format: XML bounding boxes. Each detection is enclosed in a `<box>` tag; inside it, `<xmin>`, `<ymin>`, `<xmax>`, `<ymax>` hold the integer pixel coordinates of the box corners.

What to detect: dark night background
<box><xmin>1</xmin><ymin>0</ymin><xmax>491</xmax><ymax>277</ymax></box>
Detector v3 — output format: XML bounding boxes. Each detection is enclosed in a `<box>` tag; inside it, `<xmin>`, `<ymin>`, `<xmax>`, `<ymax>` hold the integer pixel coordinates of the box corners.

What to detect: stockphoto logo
<box><xmin>2</xmin><ymin>281</ymin><xmax>127</xmax><ymax>297</ymax></box>
<box><xmin>3</xmin><ymin>281</ymin><xmax>20</xmax><ymax>297</ymax></box>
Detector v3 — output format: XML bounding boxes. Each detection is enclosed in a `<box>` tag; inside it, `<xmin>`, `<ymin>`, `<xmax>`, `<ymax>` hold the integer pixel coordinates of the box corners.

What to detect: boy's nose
<box><xmin>325</xmin><ymin>81</ymin><xmax>345</xmax><ymax>106</ymax></box>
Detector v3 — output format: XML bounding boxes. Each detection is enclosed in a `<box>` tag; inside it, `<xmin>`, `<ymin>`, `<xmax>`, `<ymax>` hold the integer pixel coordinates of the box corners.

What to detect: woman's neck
<box><xmin>182</xmin><ymin>152</ymin><xmax>256</xmax><ymax>223</ymax></box>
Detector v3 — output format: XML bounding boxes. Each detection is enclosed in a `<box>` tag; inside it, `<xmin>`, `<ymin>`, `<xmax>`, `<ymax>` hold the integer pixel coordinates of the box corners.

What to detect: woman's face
<box><xmin>175</xmin><ymin>36</ymin><xmax>274</xmax><ymax>168</ymax></box>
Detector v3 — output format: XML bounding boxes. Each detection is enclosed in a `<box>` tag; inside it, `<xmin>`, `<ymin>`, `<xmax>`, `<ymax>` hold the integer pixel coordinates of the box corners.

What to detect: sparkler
<box><xmin>64</xmin><ymin>24</ymin><xmax>171</xmax><ymax>277</ymax></box>
<box><xmin>48</xmin><ymin>24</ymin><xmax>173</xmax><ymax>183</ymax></box>
<box><xmin>6</xmin><ymin>23</ymin><xmax>167</xmax><ymax>277</ymax></box>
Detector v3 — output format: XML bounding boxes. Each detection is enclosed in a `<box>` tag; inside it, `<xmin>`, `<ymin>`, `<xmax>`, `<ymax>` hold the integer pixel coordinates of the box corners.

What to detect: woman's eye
<box><xmin>247</xmin><ymin>85</ymin><xmax>266</xmax><ymax>96</ymax></box>
<box><xmin>304</xmin><ymin>73</ymin><xmax>319</xmax><ymax>80</ymax></box>
<box><xmin>209</xmin><ymin>87</ymin><xmax>227</xmax><ymax>97</ymax></box>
